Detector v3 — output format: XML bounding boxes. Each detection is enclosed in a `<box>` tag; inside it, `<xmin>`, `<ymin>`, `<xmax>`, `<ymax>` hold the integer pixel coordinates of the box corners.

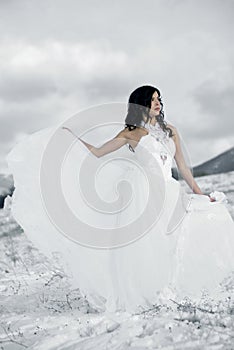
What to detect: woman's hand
<box><xmin>62</xmin><ymin>126</ymin><xmax>73</xmax><ymax>134</ymax></box>
<box><xmin>192</xmin><ymin>190</ymin><xmax>216</xmax><ymax>202</ymax></box>
<box><xmin>194</xmin><ymin>192</ymin><xmax>216</xmax><ymax>202</ymax></box>
<box><xmin>208</xmin><ymin>195</ymin><xmax>216</xmax><ymax>202</ymax></box>
<box><xmin>62</xmin><ymin>126</ymin><xmax>71</xmax><ymax>131</ymax></box>
<box><xmin>61</xmin><ymin>127</ymin><xmax>80</xmax><ymax>140</ymax></box>
<box><xmin>208</xmin><ymin>191</ymin><xmax>228</xmax><ymax>203</ymax></box>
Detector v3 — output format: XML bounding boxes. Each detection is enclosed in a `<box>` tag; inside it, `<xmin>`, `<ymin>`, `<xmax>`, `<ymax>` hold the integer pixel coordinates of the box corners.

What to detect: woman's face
<box><xmin>150</xmin><ymin>91</ymin><xmax>161</xmax><ymax>116</ymax></box>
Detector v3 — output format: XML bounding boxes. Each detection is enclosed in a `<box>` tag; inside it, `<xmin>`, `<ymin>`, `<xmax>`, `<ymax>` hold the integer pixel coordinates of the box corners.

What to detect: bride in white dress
<box><xmin>7</xmin><ymin>85</ymin><xmax>234</xmax><ymax>313</ymax></box>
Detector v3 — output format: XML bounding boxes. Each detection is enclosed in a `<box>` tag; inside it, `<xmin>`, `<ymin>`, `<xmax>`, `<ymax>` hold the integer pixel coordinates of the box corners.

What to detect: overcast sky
<box><xmin>0</xmin><ymin>0</ymin><xmax>233</xmax><ymax>173</ymax></box>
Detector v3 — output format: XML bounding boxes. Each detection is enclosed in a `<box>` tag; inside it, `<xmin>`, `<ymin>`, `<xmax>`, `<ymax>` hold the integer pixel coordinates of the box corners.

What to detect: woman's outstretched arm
<box><xmin>62</xmin><ymin>127</ymin><xmax>128</xmax><ymax>158</ymax></box>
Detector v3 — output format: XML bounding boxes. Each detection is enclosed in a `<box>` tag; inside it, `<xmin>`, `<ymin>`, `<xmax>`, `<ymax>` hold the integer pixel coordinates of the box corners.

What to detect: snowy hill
<box><xmin>0</xmin><ymin>170</ymin><xmax>233</xmax><ymax>349</ymax></box>
<box><xmin>192</xmin><ymin>147</ymin><xmax>234</xmax><ymax>177</ymax></box>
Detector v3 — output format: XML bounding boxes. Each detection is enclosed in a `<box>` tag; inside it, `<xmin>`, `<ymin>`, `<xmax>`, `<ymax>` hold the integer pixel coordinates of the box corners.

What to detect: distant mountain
<box><xmin>0</xmin><ymin>174</ymin><xmax>14</xmax><ymax>208</ymax></box>
<box><xmin>172</xmin><ymin>147</ymin><xmax>234</xmax><ymax>179</ymax></box>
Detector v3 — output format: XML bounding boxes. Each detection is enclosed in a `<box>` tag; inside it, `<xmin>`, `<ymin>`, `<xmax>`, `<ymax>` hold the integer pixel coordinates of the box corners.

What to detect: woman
<box><xmin>63</xmin><ymin>85</ymin><xmax>212</xmax><ymax>200</ymax></box>
<box><xmin>7</xmin><ymin>85</ymin><xmax>234</xmax><ymax>313</ymax></box>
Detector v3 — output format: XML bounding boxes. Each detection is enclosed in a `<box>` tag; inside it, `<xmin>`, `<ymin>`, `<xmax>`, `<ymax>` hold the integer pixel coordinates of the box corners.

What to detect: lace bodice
<box><xmin>134</xmin><ymin>122</ymin><xmax>176</xmax><ymax>180</ymax></box>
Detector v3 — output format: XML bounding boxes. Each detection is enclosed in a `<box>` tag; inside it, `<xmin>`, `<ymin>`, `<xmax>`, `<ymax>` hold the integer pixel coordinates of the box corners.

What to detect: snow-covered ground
<box><xmin>1</xmin><ymin>172</ymin><xmax>234</xmax><ymax>349</ymax></box>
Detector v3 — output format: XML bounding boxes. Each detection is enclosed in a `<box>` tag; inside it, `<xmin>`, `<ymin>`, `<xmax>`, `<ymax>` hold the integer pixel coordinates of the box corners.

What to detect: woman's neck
<box><xmin>141</xmin><ymin>118</ymin><xmax>158</xmax><ymax>127</ymax></box>
<box><xmin>149</xmin><ymin>116</ymin><xmax>158</xmax><ymax>126</ymax></box>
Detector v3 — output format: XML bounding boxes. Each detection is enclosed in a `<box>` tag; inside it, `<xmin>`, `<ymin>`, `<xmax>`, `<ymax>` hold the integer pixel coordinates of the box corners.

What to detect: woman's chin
<box><xmin>150</xmin><ymin>111</ymin><xmax>160</xmax><ymax>118</ymax></box>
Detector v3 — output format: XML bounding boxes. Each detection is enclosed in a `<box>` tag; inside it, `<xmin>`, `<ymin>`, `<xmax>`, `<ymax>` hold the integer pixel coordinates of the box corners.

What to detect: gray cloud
<box><xmin>192</xmin><ymin>81</ymin><xmax>234</xmax><ymax>138</ymax></box>
<box><xmin>0</xmin><ymin>0</ymin><xmax>234</xmax><ymax>172</ymax></box>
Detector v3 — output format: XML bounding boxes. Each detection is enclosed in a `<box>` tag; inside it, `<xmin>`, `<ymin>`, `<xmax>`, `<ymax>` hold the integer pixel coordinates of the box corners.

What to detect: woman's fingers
<box><xmin>62</xmin><ymin>127</ymin><xmax>73</xmax><ymax>133</ymax></box>
<box><xmin>62</xmin><ymin>127</ymin><xmax>70</xmax><ymax>131</ymax></box>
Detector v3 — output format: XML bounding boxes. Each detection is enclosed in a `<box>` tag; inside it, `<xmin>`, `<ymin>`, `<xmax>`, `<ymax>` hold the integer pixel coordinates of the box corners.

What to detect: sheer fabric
<box><xmin>7</xmin><ymin>123</ymin><xmax>234</xmax><ymax>313</ymax></box>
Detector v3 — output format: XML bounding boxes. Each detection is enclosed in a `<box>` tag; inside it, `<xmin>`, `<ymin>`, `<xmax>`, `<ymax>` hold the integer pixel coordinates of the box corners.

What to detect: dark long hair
<box><xmin>125</xmin><ymin>85</ymin><xmax>174</xmax><ymax>152</ymax></box>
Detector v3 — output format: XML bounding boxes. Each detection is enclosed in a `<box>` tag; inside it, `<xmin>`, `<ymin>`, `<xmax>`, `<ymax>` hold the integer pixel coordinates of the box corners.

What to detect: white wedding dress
<box><xmin>6</xmin><ymin>122</ymin><xmax>234</xmax><ymax>313</ymax></box>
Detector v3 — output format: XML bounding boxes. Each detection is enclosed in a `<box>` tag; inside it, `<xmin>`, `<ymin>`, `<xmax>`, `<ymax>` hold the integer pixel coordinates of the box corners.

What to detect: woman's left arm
<box><xmin>169</xmin><ymin>125</ymin><xmax>204</xmax><ymax>195</ymax></box>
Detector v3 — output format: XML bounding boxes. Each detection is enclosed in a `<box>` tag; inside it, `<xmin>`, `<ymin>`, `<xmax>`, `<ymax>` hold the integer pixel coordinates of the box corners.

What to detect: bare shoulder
<box><xmin>166</xmin><ymin>124</ymin><xmax>181</xmax><ymax>151</ymax></box>
<box><xmin>114</xmin><ymin>127</ymin><xmax>144</xmax><ymax>140</ymax></box>
<box><xmin>167</xmin><ymin>123</ymin><xmax>176</xmax><ymax>132</ymax></box>
<box><xmin>167</xmin><ymin>123</ymin><xmax>179</xmax><ymax>138</ymax></box>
